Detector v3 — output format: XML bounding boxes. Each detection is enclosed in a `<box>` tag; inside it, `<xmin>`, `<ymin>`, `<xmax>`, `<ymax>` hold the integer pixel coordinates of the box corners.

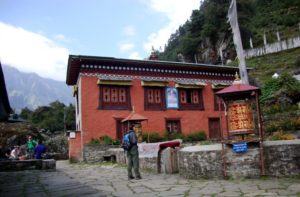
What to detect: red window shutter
<box><xmin>180</xmin><ymin>90</ymin><xmax>186</xmax><ymax>103</ymax></box>
<box><xmin>148</xmin><ymin>89</ymin><xmax>154</xmax><ymax>103</ymax></box>
<box><xmin>119</xmin><ymin>88</ymin><xmax>126</xmax><ymax>103</ymax></box>
<box><xmin>192</xmin><ymin>90</ymin><xmax>199</xmax><ymax>103</ymax></box>
<box><xmin>103</xmin><ymin>87</ymin><xmax>110</xmax><ymax>102</ymax></box>
<box><xmin>111</xmin><ymin>88</ymin><xmax>118</xmax><ymax>102</ymax></box>
<box><xmin>154</xmin><ymin>89</ymin><xmax>161</xmax><ymax>103</ymax></box>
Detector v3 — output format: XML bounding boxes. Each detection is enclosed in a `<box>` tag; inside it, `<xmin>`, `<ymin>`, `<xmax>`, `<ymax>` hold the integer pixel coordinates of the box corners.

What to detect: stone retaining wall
<box><xmin>179</xmin><ymin>140</ymin><xmax>300</xmax><ymax>178</ymax></box>
<box><xmin>0</xmin><ymin>159</ymin><xmax>56</xmax><ymax>171</ymax></box>
<box><xmin>178</xmin><ymin>144</ymin><xmax>223</xmax><ymax>179</ymax></box>
<box><xmin>264</xmin><ymin>140</ymin><xmax>300</xmax><ymax>176</ymax></box>
<box><xmin>83</xmin><ymin>145</ymin><xmax>120</xmax><ymax>163</ymax></box>
<box><xmin>82</xmin><ymin>140</ymin><xmax>300</xmax><ymax>178</ymax></box>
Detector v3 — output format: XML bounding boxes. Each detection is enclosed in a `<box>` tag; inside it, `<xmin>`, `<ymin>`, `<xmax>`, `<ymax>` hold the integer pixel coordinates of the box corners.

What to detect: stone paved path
<box><xmin>0</xmin><ymin>160</ymin><xmax>300</xmax><ymax>197</ymax></box>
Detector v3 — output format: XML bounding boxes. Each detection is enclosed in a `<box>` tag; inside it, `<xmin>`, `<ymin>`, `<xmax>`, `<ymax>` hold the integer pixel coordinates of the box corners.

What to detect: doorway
<box><xmin>209</xmin><ymin>118</ymin><xmax>221</xmax><ymax>139</ymax></box>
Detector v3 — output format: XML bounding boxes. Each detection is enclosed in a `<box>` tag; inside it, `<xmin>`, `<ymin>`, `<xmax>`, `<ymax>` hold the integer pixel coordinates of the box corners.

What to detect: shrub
<box><xmin>184</xmin><ymin>131</ymin><xmax>207</xmax><ymax>142</ymax></box>
<box><xmin>100</xmin><ymin>135</ymin><xmax>114</xmax><ymax>145</ymax></box>
<box><xmin>88</xmin><ymin>138</ymin><xmax>100</xmax><ymax>145</ymax></box>
<box><xmin>142</xmin><ymin>132</ymin><xmax>163</xmax><ymax>143</ymax></box>
<box><xmin>44</xmin><ymin>135</ymin><xmax>68</xmax><ymax>154</ymax></box>
<box><xmin>164</xmin><ymin>132</ymin><xmax>185</xmax><ymax>141</ymax></box>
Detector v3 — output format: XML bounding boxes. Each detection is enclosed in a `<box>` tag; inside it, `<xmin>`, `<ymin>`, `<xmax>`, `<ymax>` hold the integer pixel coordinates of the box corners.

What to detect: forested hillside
<box><xmin>158</xmin><ymin>0</ymin><xmax>300</xmax><ymax>65</ymax></box>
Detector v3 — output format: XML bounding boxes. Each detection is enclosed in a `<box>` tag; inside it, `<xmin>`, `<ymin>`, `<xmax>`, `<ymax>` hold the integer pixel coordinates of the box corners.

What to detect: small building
<box><xmin>66</xmin><ymin>55</ymin><xmax>239</xmax><ymax>160</ymax></box>
<box><xmin>0</xmin><ymin>62</ymin><xmax>12</xmax><ymax>121</ymax></box>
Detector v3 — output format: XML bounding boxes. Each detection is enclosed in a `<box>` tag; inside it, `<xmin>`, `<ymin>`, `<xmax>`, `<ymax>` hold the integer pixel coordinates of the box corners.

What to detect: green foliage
<box><xmin>184</xmin><ymin>131</ymin><xmax>207</xmax><ymax>142</ymax></box>
<box><xmin>142</xmin><ymin>132</ymin><xmax>163</xmax><ymax>143</ymax></box>
<box><xmin>88</xmin><ymin>135</ymin><xmax>120</xmax><ymax>145</ymax></box>
<box><xmin>159</xmin><ymin>0</ymin><xmax>300</xmax><ymax>63</ymax></box>
<box><xmin>88</xmin><ymin>138</ymin><xmax>100</xmax><ymax>145</ymax></box>
<box><xmin>164</xmin><ymin>132</ymin><xmax>185</xmax><ymax>141</ymax></box>
<box><xmin>44</xmin><ymin>135</ymin><xmax>68</xmax><ymax>154</ymax></box>
<box><xmin>142</xmin><ymin>131</ymin><xmax>207</xmax><ymax>143</ymax></box>
<box><xmin>261</xmin><ymin>72</ymin><xmax>300</xmax><ymax>105</ymax></box>
<box><xmin>99</xmin><ymin>135</ymin><xmax>114</xmax><ymax>145</ymax></box>
<box><xmin>20</xmin><ymin>101</ymin><xmax>75</xmax><ymax>133</ymax></box>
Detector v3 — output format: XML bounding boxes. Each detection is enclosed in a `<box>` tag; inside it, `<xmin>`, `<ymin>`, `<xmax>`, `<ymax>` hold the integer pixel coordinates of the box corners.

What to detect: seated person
<box><xmin>34</xmin><ymin>140</ymin><xmax>46</xmax><ymax>159</ymax></box>
<box><xmin>9</xmin><ymin>145</ymin><xmax>20</xmax><ymax>160</ymax></box>
<box><xmin>18</xmin><ymin>145</ymin><xmax>28</xmax><ymax>160</ymax></box>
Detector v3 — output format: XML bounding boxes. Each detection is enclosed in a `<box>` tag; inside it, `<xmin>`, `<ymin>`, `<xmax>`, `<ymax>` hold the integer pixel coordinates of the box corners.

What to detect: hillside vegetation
<box><xmin>158</xmin><ymin>0</ymin><xmax>300</xmax><ymax>76</ymax></box>
<box><xmin>158</xmin><ymin>0</ymin><xmax>300</xmax><ymax>138</ymax></box>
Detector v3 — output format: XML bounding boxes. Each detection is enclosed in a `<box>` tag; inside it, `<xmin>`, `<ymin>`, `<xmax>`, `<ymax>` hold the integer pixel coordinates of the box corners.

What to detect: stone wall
<box><xmin>83</xmin><ymin>145</ymin><xmax>120</xmax><ymax>163</ymax></box>
<box><xmin>178</xmin><ymin>144</ymin><xmax>223</xmax><ymax>179</ymax></box>
<box><xmin>264</xmin><ymin>140</ymin><xmax>300</xmax><ymax>176</ymax></box>
<box><xmin>178</xmin><ymin>140</ymin><xmax>300</xmax><ymax>179</ymax></box>
<box><xmin>83</xmin><ymin>140</ymin><xmax>300</xmax><ymax>178</ymax></box>
<box><xmin>224</xmin><ymin>145</ymin><xmax>261</xmax><ymax>178</ymax></box>
<box><xmin>0</xmin><ymin>159</ymin><xmax>56</xmax><ymax>171</ymax></box>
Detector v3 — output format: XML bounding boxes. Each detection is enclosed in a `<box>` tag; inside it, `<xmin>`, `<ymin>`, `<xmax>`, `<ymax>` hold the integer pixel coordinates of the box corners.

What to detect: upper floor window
<box><xmin>178</xmin><ymin>88</ymin><xmax>204</xmax><ymax>110</ymax></box>
<box><xmin>99</xmin><ymin>85</ymin><xmax>131</xmax><ymax>110</ymax></box>
<box><xmin>144</xmin><ymin>87</ymin><xmax>165</xmax><ymax>110</ymax></box>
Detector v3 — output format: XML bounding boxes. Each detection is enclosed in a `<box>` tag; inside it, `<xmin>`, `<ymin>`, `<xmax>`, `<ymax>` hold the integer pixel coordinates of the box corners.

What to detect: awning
<box><xmin>97</xmin><ymin>79</ymin><xmax>132</xmax><ymax>86</ymax></box>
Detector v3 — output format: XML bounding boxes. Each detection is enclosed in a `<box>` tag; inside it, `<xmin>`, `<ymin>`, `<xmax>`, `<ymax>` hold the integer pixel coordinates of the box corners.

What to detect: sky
<box><xmin>0</xmin><ymin>0</ymin><xmax>201</xmax><ymax>81</ymax></box>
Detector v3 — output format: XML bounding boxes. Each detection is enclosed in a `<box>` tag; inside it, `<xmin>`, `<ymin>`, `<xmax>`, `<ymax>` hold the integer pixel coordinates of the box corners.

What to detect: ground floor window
<box><xmin>165</xmin><ymin>118</ymin><xmax>181</xmax><ymax>134</ymax></box>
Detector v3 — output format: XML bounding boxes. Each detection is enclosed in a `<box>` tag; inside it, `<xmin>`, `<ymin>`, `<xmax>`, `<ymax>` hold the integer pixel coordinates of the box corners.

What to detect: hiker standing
<box><xmin>123</xmin><ymin>125</ymin><xmax>142</xmax><ymax>180</ymax></box>
<box><xmin>27</xmin><ymin>135</ymin><xmax>37</xmax><ymax>159</ymax></box>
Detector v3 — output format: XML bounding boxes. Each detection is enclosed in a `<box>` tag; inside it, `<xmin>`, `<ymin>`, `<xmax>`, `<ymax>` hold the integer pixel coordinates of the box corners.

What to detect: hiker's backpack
<box><xmin>122</xmin><ymin>133</ymin><xmax>131</xmax><ymax>151</ymax></box>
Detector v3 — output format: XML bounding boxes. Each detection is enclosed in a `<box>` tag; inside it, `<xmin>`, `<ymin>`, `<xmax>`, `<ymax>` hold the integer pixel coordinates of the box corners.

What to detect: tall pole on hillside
<box><xmin>227</xmin><ymin>0</ymin><xmax>249</xmax><ymax>84</ymax></box>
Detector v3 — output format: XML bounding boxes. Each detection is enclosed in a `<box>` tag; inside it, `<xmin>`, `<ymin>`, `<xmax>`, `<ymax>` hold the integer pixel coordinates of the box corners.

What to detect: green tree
<box><xmin>261</xmin><ymin>73</ymin><xmax>300</xmax><ymax>106</ymax></box>
<box><xmin>20</xmin><ymin>107</ymin><xmax>33</xmax><ymax>120</ymax></box>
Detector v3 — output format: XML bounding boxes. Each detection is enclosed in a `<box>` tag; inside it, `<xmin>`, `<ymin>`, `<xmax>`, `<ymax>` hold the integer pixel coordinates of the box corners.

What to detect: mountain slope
<box><xmin>2</xmin><ymin>65</ymin><xmax>73</xmax><ymax>112</ymax></box>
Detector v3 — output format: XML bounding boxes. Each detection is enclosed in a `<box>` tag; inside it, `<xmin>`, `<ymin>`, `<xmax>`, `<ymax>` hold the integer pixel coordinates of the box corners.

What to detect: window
<box><xmin>178</xmin><ymin>88</ymin><xmax>204</xmax><ymax>110</ymax></box>
<box><xmin>144</xmin><ymin>87</ymin><xmax>165</xmax><ymax>110</ymax></box>
<box><xmin>99</xmin><ymin>85</ymin><xmax>130</xmax><ymax>110</ymax></box>
<box><xmin>166</xmin><ymin>119</ymin><xmax>181</xmax><ymax>134</ymax></box>
<box><xmin>214</xmin><ymin>91</ymin><xmax>224</xmax><ymax>111</ymax></box>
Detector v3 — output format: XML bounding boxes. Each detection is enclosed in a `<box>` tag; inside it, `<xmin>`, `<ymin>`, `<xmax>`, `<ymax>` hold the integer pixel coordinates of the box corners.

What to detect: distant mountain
<box><xmin>2</xmin><ymin>65</ymin><xmax>73</xmax><ymax>112</ymax></box>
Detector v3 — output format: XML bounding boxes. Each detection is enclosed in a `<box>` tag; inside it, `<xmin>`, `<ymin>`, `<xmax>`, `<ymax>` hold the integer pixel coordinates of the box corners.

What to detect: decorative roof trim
<box><xmin>97</xmin><ymin>79</ymin><xmax>132</xmax><ymax>86</ymax></box>
<box><xmin>80</xmin><ymin>73</ymin><xmax>234</xmax><ymax>86</ymax></box>
<box><xmin>175</xmin><ymin>83</ymin><xmax>205</xmax><ymax>89</ymax></box>
<box><xmin>141</xmin><ymin>81</ymin><xmax>168</xmax><ymax>87</ymax></box>
<box><xmin>211</xmin><ymin>83</ymin><xmax>230</xmax><ymax>89</ymax></box>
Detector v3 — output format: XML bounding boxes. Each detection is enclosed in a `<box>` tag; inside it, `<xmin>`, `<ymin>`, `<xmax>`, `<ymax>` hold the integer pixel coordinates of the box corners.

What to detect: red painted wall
<box><xmin>68</xmin><ymin>131</ymin><xmax>82</xmax><ymax>161</ymax></box>
<box><xmin>78</xmin><ymin>75</ymin><xmax>227</xmax><ymax>147</ymax></box>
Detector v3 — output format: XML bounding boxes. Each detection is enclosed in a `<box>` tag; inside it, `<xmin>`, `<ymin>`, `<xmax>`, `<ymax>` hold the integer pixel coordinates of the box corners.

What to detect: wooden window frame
<box><xmin>99</xmin><ymin>85</ymin><xmax>131</xmax><ymax>110</ymax></box>
<box><xmin>214</xmin><ymin>91</ymin><xmax>225</xmax><ymax>111</ymax></box>
<box><xmin>144</xmin><ymin>87</ymin><xmax>165</xmax><ymax>111</ymax></box>
<box><xmin>165</xmin><ymin>118</ymin><xmax>181</xmax><ymax>134</ymax></box>
<box><xmin>178</xmin><ymin>88</ymin><xmax>204</xmax><ymax>110</ymax></box>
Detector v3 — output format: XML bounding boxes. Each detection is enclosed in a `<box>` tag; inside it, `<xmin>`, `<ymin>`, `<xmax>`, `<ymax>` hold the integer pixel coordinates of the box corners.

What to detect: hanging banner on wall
<box><xmin>227</xmin><ymin>99</ymin><xmax>254</xmax><ymax>135</ymax></box>
<box><xmin>166</xmin><ymin>87</ymin><xmax>179</xmax><ymax>109</ymax></box>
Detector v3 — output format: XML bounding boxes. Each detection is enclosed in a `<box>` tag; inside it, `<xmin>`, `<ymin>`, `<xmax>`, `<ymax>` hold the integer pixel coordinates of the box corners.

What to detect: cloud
<box><xmin>0</xmin><ymin>22</ymin><xmax>69</xmax><ymax>81</ymax></box>
<box><xmin>53</xmin><ymin>34</ymin><xmax>71</xmax><ymax>43</ymax></box>
<box><xmin>143</xmin><ymin>0</ymin><xmax>199</xmax><ymax>52</ymax></box>
<box><xmin>118</xmin><ymin>42</ymin><xmax>135</xmax><ymax>53</ymax></box>
<box><xmin>128</xmin><ymin>52</ymin><xmax>142</xmax><ymax>60</ymax></box>
<box><xmin>123</xmin><ymin>25</ymin><xmax>136</xmax><ymax>37</ymax></box>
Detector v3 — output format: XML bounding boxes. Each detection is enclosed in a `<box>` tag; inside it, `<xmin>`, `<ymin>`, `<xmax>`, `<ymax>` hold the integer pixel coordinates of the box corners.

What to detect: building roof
<box><xmin>121</xmin><ymin>112</ymin><xmax>148</xmax><ymax>123</ymax></box>
<box><xmin>0</xmin><ymin>62</ymin><xmax>12</xmax><ymax>121</ymax></box>
<box><xmin>216</xmin><ymin>82</ymin><xmax>259</xmax><ymax>97</ymax></box>
<box><xmin>66</xmin><ymin>55</ymin><xmax>240</xmax><ymax>85</ymax></box>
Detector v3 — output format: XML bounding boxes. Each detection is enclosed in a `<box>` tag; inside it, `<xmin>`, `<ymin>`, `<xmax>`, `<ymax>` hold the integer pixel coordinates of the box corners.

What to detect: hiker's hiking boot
<box><xmin>135</xmin><ymin>175</ymin><xmax>142</xmax><ymax>180</ymax></box>
<box><xmin>128</xmin><ymin>175</ymin><xmax>134</xmax><ymax>180</ymax></box>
